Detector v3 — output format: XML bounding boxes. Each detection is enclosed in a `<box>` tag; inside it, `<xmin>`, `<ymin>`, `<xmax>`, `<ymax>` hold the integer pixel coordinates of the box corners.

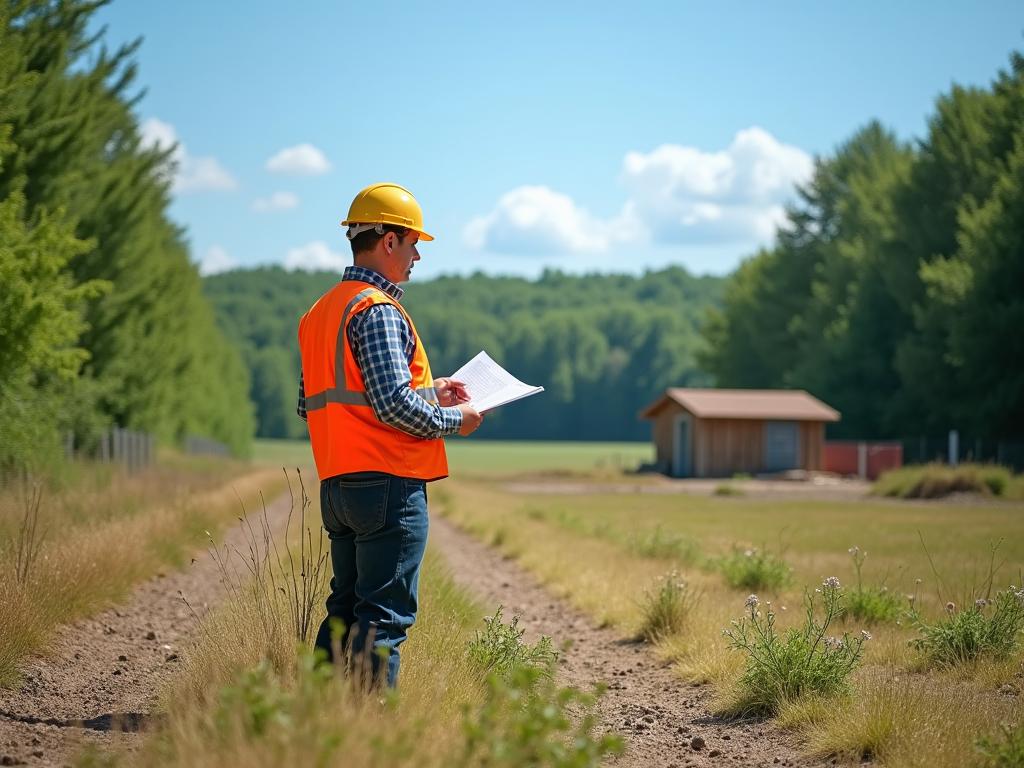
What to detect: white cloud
<box><xmin>253</xmin><ymin>191</ymin><xmax>300</xmax><ymax>212</ymax></box>
<box><xmin>284</xmin><ymin>241</ymin><xmax>348</xmax><ymax>272</ymax></box>
<box><xmin>139</xmin><ymin>117</ymin><xmax>237</xmax><ymax>193</ymax></box>
<box><xmin>265</xmin><ymin>143</ymin><xmax>332</xmax><ymax>176</ymax></box>
<box><xmin>199</xmin><ymin>246</ymin><xmax>238</xmax><ymax>275</ymax></box>
<box><xmin>462</xmin><ymin>185</ymin><xmax>643</xmax><ymax>255</ymax></box>
<box><xmin>464</xmin><ymin>127</ymin><xmax>813</xmax><ymax>254</ymax></box>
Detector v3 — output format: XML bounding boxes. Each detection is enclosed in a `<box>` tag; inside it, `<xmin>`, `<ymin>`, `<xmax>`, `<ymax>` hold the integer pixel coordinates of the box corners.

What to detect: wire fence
<box><xmin>901</xmin><ymin>436</ymin><xmax>1024</xmax><ymax>472</ymax></box>
<box><xmin>183</xmin><ymin>435</ymin><xmax>231</xmax><ymax>458</ymax></box>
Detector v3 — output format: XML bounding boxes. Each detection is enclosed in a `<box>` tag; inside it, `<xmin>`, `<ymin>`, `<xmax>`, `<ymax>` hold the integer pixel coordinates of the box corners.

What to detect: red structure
<box><xmin>823</xmin><ymin>441</ymin><xmax>903</xmax><ymax>479</ymax></box>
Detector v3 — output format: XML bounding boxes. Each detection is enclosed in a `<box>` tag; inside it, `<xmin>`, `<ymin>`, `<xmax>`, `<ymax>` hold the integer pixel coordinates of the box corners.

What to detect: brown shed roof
<box><xmin>639</xmin><ymin>388</ymin><xmax>841</xmax><ymax>422</ymax></box>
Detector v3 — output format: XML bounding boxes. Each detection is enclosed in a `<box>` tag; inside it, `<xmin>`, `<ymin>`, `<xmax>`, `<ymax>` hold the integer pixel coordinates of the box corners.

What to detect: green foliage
<box><xmin>873</xmin><ymin>463</ymin><xmax>1017</xmax><ymax>499</ymax></box>
<box><xmin>627</xmin><ymin>524</ymin><xmax>701</xmax><ymax>565</ymax></box>
<box><xmin>204</xmin><ymin>266</ymin><xmax>726</xmax><ymax>440</ymax></box>
<box><xmin>636</xmin><ymin>570</ymin><xmax>694</xmax><ymax>641</ymax></box>
<box><xmin>461</xmin><ymin>666</ymin><xmax>623</xmax><ymax>768</ymax></box>
<box><xmin>841</xmin><ymin>546</ymin><xmax>903</xmax><ymax>624</ymax></box>
<box><xmin>0</xmin><ymin>1</ymin><xmax>254</xmax><ymax>461</ymax></box>
<box><xmin>701</xmin><ymin>51</ymin><xmax>1024</xmax><ymax>442</ymax></box>
<box><xmin>722</xmin><ymin>579</ymin><xmax>869</xmax><ymax>716</ymax></box>
<box><xmin>909</xmin><ymin>585</ymin><xmax>1024</xmax><ymax>667</ymax></box>
<box><xmin>465</xmin><ymin>606</ymin><xmax>558</xmax><ymax>681</ymax></box>
<box><xmin>717</xmin><ymin>546</ymin><xmax>792</xmax><ymax>591</ymax></box>
<box><xmin>976</xmin><ymin>722</ymin><xmax>1024</xmax><ymax>768</ymax></box>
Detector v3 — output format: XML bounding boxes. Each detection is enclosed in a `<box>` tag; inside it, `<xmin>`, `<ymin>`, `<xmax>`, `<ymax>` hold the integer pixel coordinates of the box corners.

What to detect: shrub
<box><xmin>627</xmin><ymin>524</ymin><xmax>700</xmax><ymax>564</ymax></box>
<box><xmin>465</xmin><ymin>606</ymin><xmax>558</xmax><ymax>681</ymax></box>
<box><xmin>461</xmin><ymin>666</ymin><xmax>623</xmax><ymax>767</ymax></box>
<box><xmin>976</xmin><ymin>722</ymin><xmax>1024</xmax><ymax>768</ymax></box>
<box><xmin>909</xmin><ymin>585</ymin><xmax>1024</xmax><ymax>667</ymax></box>
<box><xmin>722</xmin><ymin>577</ymin><xmax>869</xmax><ymax>716</ymax></box>
<box><xmin>713</xmin><ymin>484</ymin><xmax>745</xmax><ymax>496</ymax></box>
<box><xmin>841</xmin><ymin>547</ymin><xmax>903</xmax><ymax>624</ymax></box>
<box><xmin>717</xmin><ymin>546</ymin><xmax>792</xmax><ymax>591</ymax></box>
<box><xmin>873</xmin><ymin>462</ymin><xmax>1015</xmax><ymax>499</ymax></box>
<box><xmin>636</xmin><ymin>570</ymin><xmax>694</xmax><ymax>641</ymax></box>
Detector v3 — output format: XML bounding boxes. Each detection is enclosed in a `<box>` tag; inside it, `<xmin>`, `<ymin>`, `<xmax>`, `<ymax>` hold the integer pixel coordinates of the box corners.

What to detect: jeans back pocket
<box><xmin>327</xmin><ymin>476</ymin><xmax>390</xmax><ymax>535</ymax></box>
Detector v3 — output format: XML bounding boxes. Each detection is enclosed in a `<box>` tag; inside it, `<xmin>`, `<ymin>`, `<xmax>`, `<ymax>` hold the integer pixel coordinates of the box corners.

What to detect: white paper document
<box><xmin>449</xmin><ymin>351</ymin><xmax>544</xmax><ymax>412</ymax></box>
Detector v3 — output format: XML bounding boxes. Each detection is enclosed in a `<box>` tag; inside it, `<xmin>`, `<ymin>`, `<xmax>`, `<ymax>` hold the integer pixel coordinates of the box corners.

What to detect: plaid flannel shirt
<box><xmin>297</xmin><ymin>266</ymin><xmax>462</xmax><ymax>440</ymax></box>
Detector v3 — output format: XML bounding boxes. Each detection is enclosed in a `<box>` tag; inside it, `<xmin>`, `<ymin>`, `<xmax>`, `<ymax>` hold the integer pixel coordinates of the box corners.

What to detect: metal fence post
<box><xmin>949</xmin><ymin>430</ymin><xmax>959</xmax><ymax>467</ymax></box>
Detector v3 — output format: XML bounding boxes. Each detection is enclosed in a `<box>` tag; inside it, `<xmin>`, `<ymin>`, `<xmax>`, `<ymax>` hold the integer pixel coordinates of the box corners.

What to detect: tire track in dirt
<box><xmin>429</xmin><ymin>515</ymin><xmax>829</xmax><ymax>768</ymax></box>
<box><xmin>0</xmin><ymin>489</ymin><xmax>294</xmax><ymax>768</ymax></box>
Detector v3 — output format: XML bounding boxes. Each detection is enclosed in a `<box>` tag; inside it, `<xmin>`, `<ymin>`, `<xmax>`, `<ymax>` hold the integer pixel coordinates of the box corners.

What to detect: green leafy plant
<box><xmin>717</xmin><ymin>546</ymin><xmax>792</xmax><ymax>591</ymax></box>
<box><xmin>627</xmin><ymin>524</ymin><xmax>700</xmax><ymax>564</ymax></box>
<box><xmin>909</xmin><ymin>585</ymin><xmax>1024</xmax><ymax>667</ymax></box>
<box><xmin>637</xmin><ymin>570</ymin><xmax>695</xmax><ymax>641</ymax></box>
<box><xmin>975</xmin><ymin>722</ymin><xmax>1024</xmax><ymax>768</ymax></box>
<box><xmin>841</xmin><ymin>546</ymin><xmax>903</xmax><ymax>624</ymax></box>
<box><xmin>723</xmin><ymin>577</ymin><xmax>869</xmax><ymax>716</ymax></box>
<box><xmin>466</xmin><ymin>606</ymin><xmax>558</xmax><ymax>681</ymax></box>
<box><xmin>461</xmin><ymin>666</ymin><xmax>623</xmax><ymax>767</ymax></box>
<box><xmin>713</xmin><ymin>484</ymin><xmax>745</xmax><ymax>496</ymax></box>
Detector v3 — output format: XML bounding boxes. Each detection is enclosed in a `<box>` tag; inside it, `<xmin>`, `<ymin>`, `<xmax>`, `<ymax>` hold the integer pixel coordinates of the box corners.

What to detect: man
<box><xmin>297</xmin><ymin>183</ymin><xmax>482</xmax><ymax>688</ymax></box>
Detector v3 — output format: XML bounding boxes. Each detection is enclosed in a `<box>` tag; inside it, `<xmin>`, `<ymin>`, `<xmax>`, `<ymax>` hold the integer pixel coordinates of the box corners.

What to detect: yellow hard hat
<box><xmin>341</xmin><ymin>183</ymin><xmax>434</xmax><ymax>241</ymax></box>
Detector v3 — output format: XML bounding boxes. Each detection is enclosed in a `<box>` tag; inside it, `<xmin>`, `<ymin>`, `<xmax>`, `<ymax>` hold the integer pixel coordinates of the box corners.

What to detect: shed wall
<box><xmin>651</xmin><ymin>413</ymin><xmax>828</xmax><ymax>477</ymax></box>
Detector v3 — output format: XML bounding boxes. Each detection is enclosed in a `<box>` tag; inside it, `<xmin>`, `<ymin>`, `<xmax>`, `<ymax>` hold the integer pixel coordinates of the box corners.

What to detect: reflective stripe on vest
<box><xmin>304</xmin><ymin>288</ymin><xmax>439</xmax><ymax>410</ymax></box>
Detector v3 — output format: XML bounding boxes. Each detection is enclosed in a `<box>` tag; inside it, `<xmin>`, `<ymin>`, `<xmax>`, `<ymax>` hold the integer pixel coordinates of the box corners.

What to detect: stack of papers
<box><xmin>449</xmin><ymin>351</ymin><xmax>544</xmax><ymax>412</ymax></box>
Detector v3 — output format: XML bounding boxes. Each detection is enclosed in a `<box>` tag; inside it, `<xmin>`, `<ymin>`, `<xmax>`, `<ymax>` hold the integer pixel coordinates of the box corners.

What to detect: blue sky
<box><xmin>90</xmin><ymin>1</ymin><xmax>1023</xmax><ymax>280</ymax></box>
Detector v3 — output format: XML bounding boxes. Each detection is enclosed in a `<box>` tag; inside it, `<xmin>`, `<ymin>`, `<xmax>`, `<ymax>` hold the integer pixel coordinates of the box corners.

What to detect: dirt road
<box><xmin>0</xmin><ymin>490</ymin><xmax>294</xmax><ymax>767</ymax></box>
<box><xmin>429</xmin><ymin>515</ymin><xmax>828</xmax><ymax>768</ymax></box>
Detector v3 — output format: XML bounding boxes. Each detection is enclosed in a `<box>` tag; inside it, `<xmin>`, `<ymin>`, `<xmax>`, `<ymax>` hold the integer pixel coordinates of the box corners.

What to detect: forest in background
<box><xmin>203</xmin><ymin>267</ymin><xmax>725</xmax><ymax>441</ymax></box>
<box><xmin>701</xmin><ymin>51</ymin><xmax>1024</xmax><ymax>441</ymax></box>
<box><xmin>0</xmin><ymin>1</ymin><xmax>254</xmax><ymax>471</ymax></box>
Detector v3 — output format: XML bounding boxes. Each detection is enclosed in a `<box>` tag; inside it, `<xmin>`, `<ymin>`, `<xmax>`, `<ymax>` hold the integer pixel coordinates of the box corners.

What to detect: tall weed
<box><xmin>909</xmin><ymin>585</ymin><xmax>1024</xmax><ymax>667</ymax></box>
<box><xmin>722</xmin><ymin>577</ymin><xmax>869</xmax><ymax>716</ymax></box>
<box><xmin>628</xmin><ymin>524</ymin><xmax>701</xmax><ymax>565</ymax></box>
<box><xmin>717</xmin><ymin>545</ymin><xmax>792</xmax><ymax>591</ymax></box>
<box><xmin>842</xmin><ymin>546</ymin><xmax>903</xmax><ymax>624</ymax></box>
<box><xmin>465</xmin><ymin>606</ymin><xmax>558</xmax><ymax>681</ymax></box>
<box><xmin>636</xmin><ymin>570</ymin><xmax>695</xmax><ymax>641</ymax></box>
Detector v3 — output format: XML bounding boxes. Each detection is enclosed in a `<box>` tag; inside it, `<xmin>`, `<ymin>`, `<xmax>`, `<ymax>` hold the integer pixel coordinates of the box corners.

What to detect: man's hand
<box><xmin>434</xmin><ymin>377</ymin><xmax>470</xmax><ymax>407</ymax></box>
<box><xmin>456</xmin><ymin>404</ymin><xmax>483</xmax><ymax>435</ymax></box>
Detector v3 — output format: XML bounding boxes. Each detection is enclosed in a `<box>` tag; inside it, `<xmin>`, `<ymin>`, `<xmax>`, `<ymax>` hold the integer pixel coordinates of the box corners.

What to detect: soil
<box><xmin>0</xmin><ymin>490</ymin><xmax>294</xmax><ymax>768</ymax></box>
<box><xmin>429</xmin><ymin>515</ymin><xmax>835</xmax><ymax>768</ymax></box>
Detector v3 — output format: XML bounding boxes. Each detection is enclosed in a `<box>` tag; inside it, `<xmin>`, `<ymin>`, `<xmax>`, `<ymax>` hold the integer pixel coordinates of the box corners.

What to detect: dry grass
<box><xmin>873</xmin><ymin>462</ymin><xmax>1024</xmax><ymax>500</ymax></box>
<box><xmin>0</xmin><ymin>461</ymin><xmax>286</xmax><ymax>686</ymax></box>
<box><xmin>779</xmin><ymin>665</ymin><xmax>1024</xmax><ymax>768</ymax></box>
<box><xmin>120</xmin><ymin>487</ymin><xmax>491</xmax><ymax>768</ymax></box>
<box><xmin>436</xmin><ymin>474</ymin><xmax>1024</xmax><ymax>768</ymax></box>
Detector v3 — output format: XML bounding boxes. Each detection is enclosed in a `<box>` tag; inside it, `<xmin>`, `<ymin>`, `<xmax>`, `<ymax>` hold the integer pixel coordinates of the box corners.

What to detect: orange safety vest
<box><xmin>298</xmin><ymin>280</ymin><xmax>449</xmax><ymax>482</ymax></box>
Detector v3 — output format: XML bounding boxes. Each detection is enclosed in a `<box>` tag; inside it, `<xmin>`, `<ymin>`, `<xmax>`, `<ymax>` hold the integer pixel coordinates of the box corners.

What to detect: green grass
<box><xmin>252</xmin><ymin>438</ymin><xmax>654</xmax><ymax>479</ymax></box>
<box><xmin>444</xmin><ymin>439</ymin><xmax>653</xmax><ymax>477</ymax></box>
<box><xmin>251</xmin><ymin>438</ymin><xmax>315</xmax><ymax>468</ymax></box>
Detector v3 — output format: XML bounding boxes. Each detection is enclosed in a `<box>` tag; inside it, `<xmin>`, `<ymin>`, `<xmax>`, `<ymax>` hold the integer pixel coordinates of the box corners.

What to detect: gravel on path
<box><xmin>0</xmin><ymin>489</ymin><xmax>294</xmax><ymax>768</ymax></box>
<box><xmin>429</xmin><ymin>514</ymin><xmax>831</xmax><ymax>768</ymax></box>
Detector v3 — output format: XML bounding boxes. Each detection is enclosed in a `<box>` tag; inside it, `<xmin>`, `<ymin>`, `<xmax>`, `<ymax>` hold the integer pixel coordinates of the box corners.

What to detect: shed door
<box><xmin>765</xmin><ymin>421</ymin><xmax>799</xmax><ymax>472</ymax></box>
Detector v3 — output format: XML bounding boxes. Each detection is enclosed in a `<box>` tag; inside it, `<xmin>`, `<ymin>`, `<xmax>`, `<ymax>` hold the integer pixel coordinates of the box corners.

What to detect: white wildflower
<box><xmin>824</xmin><ymin>636</ymin><xmax>844</xmax><ymax>649</ymax></box>
<box><xmin>849</xmin><ymin>546</ymin><xmax>859</xmax><ymax>554</ymax></box>
<box><xmin>861</xmin><ymin>630</ymin><xmax>873</xmax><ymax>641</ymax></box>
<box><xmin>745</xmin><ymin>595</ymin><xmax>759</xmax><ymax>608</ymax></box>
<box><xmin>975</xmin><ymin>598</ymin><xmax>987</xmax><ymax>610</ymax></box>
<box><xmin>823</xmin><ymin>576</ymin><xmax>841</xmax><ymax>590</ymax></box>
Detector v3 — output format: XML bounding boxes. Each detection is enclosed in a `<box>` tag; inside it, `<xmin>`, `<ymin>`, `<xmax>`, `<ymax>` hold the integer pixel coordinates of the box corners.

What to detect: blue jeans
<box><xmin>314</xmin><ymin>471</ymin><xmax>429</xmax><ymax>688</ymax></box>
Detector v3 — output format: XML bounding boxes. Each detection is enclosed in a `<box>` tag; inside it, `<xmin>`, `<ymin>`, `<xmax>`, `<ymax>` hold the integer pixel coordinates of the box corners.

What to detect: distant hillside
<box><xmin>203</xmin><ymin>266</ymin><xmax>726</xmax><ymax>440</ymax></box>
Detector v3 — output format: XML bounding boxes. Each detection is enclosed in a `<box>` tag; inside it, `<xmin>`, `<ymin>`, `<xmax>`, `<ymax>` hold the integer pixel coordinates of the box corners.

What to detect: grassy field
<box><xmin>253</xmin><ymin>437</ymin><xmax>653</xmax><ymax>477</ymax></box>
<box><xmin>427</xmin><ymin>445</ymin><xmax>1024</xmax><ymax>768</ymax></box>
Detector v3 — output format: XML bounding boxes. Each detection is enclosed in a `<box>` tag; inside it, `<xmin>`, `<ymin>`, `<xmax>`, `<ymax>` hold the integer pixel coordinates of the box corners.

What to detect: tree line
<box><xmin>700</xmin><ymin>50</ymin><xmax>1024</xmax><ymax>441</ymax></box>
<box><xmin>203</xmin><ymin>267</ymin><xmax>726</xmax><ymax>441</ymax></box>
<box><xmin>0</xmin><ymin>0</ymin><xmax>253</xmax><ymax>472</ymax></box>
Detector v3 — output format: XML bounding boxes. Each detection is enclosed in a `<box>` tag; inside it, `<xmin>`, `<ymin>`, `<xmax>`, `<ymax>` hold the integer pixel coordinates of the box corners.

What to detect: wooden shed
<box><xmin>638</xmin><ymin>389</ymin><xmax>841</xmax><ymax>478</ymax></box>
